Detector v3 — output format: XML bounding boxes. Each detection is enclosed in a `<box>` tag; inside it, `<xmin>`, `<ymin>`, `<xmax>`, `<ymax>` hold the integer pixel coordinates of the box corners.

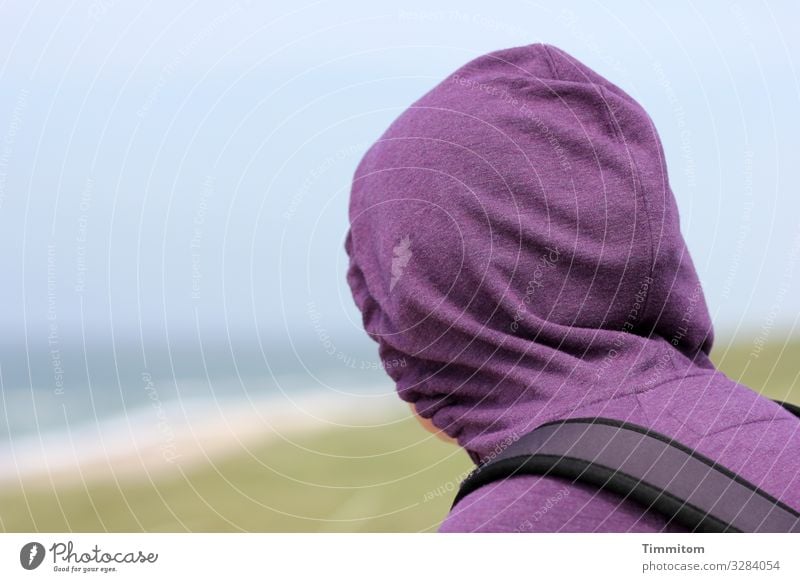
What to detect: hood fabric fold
<box><xmin>345</xmin><ymin>43</ymin><xmax>722</xmax><ymax>462</ymax></box>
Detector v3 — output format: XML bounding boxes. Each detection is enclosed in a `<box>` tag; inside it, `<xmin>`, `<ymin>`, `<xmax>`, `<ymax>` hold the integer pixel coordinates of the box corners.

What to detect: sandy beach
<box><xmin>0</xmin><ymin>388</ymin><xmax>408</xmax><ymax>486</ymax></box>
<box><xmin>0</xmin><ymin>388</ymin><xmax>468</xmax><ymax>532</ymax></box>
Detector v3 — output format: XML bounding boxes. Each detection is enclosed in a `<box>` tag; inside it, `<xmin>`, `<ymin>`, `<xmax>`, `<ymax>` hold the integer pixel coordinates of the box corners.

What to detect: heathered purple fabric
<box><xmin>344</xmin><ymin>43</ymin><xmax>800</xmax><ymax>532</ymax></box>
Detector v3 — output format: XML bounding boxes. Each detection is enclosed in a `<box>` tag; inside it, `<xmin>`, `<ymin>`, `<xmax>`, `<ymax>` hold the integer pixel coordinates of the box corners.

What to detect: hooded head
<box><xmin>345</xmin><ymin>44</ymin><xmax>716</xmax><ymax>462</ymax></box>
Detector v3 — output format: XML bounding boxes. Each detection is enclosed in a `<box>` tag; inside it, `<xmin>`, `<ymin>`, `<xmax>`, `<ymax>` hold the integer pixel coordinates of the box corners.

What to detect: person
<box><xmin>344</xmin><ymin>43</ymin><xmax>800</xmax><ymax>532</ymax></box>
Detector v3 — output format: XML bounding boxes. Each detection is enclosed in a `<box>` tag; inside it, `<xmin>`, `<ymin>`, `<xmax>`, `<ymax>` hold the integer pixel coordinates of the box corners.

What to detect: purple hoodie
<box><xmin>344</xmin><ymin>44</ymin><xmax>800</xmax><ymax>532</ymax></box>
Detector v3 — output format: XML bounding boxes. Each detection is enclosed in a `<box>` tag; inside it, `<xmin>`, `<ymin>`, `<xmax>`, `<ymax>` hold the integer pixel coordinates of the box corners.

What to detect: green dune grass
<box><xmin>0</xmin><ymin>414</ymin><xmax>472</xmax><ymax>532</ymax></box>
<box><xmin>2</xmin><ymin>336</ymin><xmax>799</xmax><ymax>532</ymax></box>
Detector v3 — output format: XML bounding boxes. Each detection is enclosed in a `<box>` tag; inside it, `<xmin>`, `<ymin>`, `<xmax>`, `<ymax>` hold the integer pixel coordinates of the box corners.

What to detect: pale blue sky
<box><xmin>1</xmin><ymin>0</ymin><xmax>799</xmax><ymax>353</ymax></box>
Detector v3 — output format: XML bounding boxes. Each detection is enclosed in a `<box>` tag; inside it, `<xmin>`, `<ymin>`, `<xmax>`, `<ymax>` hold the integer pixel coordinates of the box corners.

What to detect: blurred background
<box><xmin>1</xmin><ymin>0</ymin><xmax>799</xmax><ymax>531</ymax></box>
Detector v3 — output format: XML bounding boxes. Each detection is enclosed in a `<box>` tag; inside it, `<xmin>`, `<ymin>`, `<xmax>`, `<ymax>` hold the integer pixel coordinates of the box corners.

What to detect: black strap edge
<box><xmin>451</xmin><ymin>453</ymin><xmax>738</xmax><ymax>532</ymax></box>
<box><xmin>776</xmin><ymin>399</ymin><xmax>800</xmax><ymax>419</ymax></box>
<box><xmin>517</xmin><ymin>416</ymin><xmax>800</xmax><ymax>518</ymax></box>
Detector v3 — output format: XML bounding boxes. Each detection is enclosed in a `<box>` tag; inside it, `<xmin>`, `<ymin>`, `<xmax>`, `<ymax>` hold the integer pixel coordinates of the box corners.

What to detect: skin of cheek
<box><xmin>408</xmin><ymin>403</ymin><xmax>458</xmax><ymax>444</ymax></box>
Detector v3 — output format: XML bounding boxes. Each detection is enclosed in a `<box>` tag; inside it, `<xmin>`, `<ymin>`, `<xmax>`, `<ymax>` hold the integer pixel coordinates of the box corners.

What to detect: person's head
<box><xmin>345</xmin><ymin>44</ymin><xmax>714</xmax><ymax>461</ymax></box>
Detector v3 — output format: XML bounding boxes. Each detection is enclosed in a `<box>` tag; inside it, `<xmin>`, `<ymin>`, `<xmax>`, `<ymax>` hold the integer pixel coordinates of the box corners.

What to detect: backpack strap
<box><xmin>776</xmin><ymin>398</ymin><xmax>800</xmax><ymax>419</ymax></box>
<box><xmin>452</xmin><ymin>416</ymin><xmax>800</xmax><ymax>532</ymax></box>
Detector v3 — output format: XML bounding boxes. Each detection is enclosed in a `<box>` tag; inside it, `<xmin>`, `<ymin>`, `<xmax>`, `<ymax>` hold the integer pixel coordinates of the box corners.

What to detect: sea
<box><xmin>0</xmin><ymin>335</ymin><xmax>399</xmax><ymax>476</ymax></box>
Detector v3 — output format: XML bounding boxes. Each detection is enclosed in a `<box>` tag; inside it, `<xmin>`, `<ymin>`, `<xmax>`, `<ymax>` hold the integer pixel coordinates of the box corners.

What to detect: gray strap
<box><xmin>453</xmin><ymin>418</ymin><xmax>800</xmax><ymax>533</ymax></box>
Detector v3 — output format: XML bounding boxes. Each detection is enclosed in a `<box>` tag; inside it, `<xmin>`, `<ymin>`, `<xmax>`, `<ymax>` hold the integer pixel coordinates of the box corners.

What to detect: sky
<box><xmin>1</xmin><ymin>0</ymin><xmax>799</xmax><ymax>357</ymax></box>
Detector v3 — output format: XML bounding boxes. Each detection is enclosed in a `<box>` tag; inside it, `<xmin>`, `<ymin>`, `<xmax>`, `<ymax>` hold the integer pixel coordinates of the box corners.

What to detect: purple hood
<box><xmin>345</xmin><ymin>44</ymin><xmax>800</xmax><ymax>529</ymax></box>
